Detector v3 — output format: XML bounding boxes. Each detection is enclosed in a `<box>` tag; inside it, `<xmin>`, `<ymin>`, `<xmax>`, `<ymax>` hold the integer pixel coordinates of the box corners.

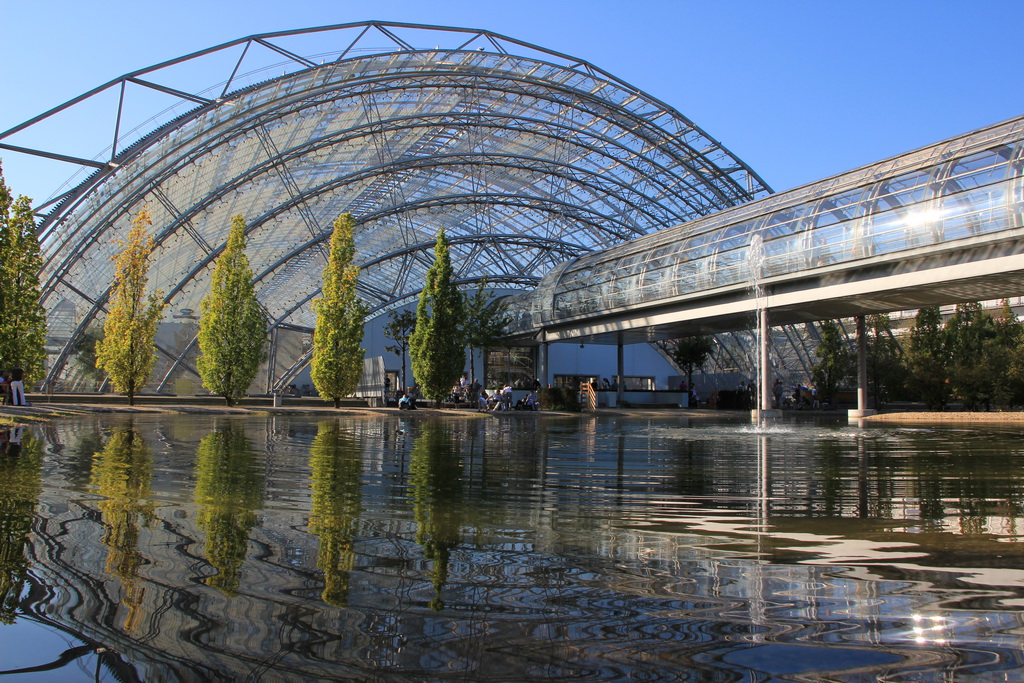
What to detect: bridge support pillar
<box><xmin>752</xmin><ymin>307</ymin><xmax>782</xmax><ymax>422</ymax></box>
<box><xmin>760</xmin><ymin>307</ymin><xmax>772</xmax><ymax>413</ymax></box>
<box><xmin>616</xmin><ymin>337</ymin><xmax>624</xmax><ymax>406</ymax></box>
<box><xmin>849</xmin><ymin>315</ymin><xmax>878</xmax><ymax>419</ymax></box>
<box><xmin>538</xmin><ymin>341</ymin><xmax>549</xmax><ymax>389</ymax></box>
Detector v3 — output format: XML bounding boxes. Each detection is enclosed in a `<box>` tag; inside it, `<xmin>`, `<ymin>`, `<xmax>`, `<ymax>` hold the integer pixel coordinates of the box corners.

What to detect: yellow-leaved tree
<box><xmin>95</xmin><ymin>209</ymin><xmax>164</xmax><ymax>405</ymax></box>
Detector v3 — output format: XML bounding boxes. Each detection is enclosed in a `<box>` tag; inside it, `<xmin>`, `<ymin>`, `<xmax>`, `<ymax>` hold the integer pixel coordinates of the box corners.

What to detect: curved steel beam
<box><xmin>35</xmin><ymin>51</ymin><xmax>763</xmax><ymax>255</ymax></box>
<box><xmin>39</xmin><ymin>101</ymin><xmax>711</xmax><ymax>278</ymax></box>
<box><xmin>12</xmin><ymin>22</ymin><xmax>767</xmax><ymax>214</ymax></box>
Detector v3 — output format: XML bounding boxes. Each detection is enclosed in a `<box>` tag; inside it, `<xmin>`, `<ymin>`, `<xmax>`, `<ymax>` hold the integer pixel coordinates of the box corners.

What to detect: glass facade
<box><xmin>13</xmin><ymin>22</ymin><xmax>769</xmax><ymax>393</ymax></box>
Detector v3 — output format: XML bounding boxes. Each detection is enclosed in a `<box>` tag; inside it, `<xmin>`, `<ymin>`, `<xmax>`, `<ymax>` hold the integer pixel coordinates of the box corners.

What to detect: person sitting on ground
<box><xmin>524</xmin><ymin>391</ymin><xmax>539</xmax><ymax>411</ymax></box>
<box><xmin>478</xmin><ymin>390</ymin><xmax>489</xmax><ymax>411</ymax></box>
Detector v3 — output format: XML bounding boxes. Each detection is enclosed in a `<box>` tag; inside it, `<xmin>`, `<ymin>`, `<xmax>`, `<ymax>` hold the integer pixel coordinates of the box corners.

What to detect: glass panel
<box><xmin>486</xmin><ymin>347</ymin><xmax>535</xmax><ymax>389</ymax></box>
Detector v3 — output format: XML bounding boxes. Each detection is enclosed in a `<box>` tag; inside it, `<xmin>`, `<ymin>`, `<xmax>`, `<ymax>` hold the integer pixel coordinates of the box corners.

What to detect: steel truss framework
<box><xmin>2</xmin><ymin>21</ymin><xmax>771</xmax><ymax>392</ymax></box>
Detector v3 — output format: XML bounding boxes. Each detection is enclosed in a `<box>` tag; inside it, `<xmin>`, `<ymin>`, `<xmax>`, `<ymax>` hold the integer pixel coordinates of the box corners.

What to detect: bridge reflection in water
<box><xmin>2</xmin><ymin>414</ymin><xmax>1024</xmax><ymax>680</ymax></box>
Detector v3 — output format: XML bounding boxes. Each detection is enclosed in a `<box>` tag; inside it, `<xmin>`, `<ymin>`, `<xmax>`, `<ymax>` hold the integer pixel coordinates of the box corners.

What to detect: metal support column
<box><xmin>848</xmin><ymin>314</ymin><xmax>877</xmax><ymax>418</ymax></box>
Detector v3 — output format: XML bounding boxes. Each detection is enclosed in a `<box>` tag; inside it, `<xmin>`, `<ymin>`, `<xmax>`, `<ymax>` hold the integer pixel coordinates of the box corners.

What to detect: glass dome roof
<box><xmin>4</xmin><ymin>22</ymin><xmax>770</xmax><ymax>391</ymax></box>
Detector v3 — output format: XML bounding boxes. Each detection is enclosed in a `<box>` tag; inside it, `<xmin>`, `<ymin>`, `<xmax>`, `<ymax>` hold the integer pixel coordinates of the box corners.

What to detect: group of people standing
<box><xmin>1</xmin><ymin>368</ymin><xmax>29</xmax><ymax>406</ymax></box>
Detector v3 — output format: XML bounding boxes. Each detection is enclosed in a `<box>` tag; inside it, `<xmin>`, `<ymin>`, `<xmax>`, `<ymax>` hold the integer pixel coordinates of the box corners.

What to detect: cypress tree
<box><xmin>409</xmin><ymin>228</ymin><xmax>464</xmax><ymax>404</ymax></box>
<box><xmin>95</xmin><ymin>209</ymin><xmax>165</xmax><ymax>405</ymax></box>
<box><xmin>197</xmin><ymin>215</ymin><xmax>268</xmax><ymax>406</ymax></box>
<box><xmin>0</xmin><ymin>167</ymin><xmax>47</xmax><ymax>386</ymax></box>
<box><xmin>310</xmin><ymin>213</ymin><xmax>367</xmax><ymax>408</ymax></box>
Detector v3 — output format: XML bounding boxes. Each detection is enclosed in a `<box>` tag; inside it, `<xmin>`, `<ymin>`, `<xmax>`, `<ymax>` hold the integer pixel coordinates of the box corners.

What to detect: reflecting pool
<box><xmin>1</xmin><ymin>413</ymin><xmax>1024</xmax><ymax>681</ymax></box>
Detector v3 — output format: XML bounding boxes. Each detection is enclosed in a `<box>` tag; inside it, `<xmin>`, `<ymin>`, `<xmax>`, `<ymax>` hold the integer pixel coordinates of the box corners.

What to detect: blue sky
<box><xmin>2</xmin><ymin>0</ymin><xmax>1022</xmax><ymax>203</ymax></box>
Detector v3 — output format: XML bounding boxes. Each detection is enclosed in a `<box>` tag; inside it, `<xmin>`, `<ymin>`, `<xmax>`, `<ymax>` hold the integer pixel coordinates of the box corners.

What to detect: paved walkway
<box><xmin>2</xmin><ymin>399</ymin><xmax>1022</xmax><ymax>425</ymax></box>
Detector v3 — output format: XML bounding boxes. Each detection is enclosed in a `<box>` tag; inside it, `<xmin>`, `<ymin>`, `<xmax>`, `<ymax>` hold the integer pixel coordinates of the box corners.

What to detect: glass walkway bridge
<box><xmin>504</xmin><ymin>115</ymin><xmax>1024</xmax><ymax>361</ymax></box>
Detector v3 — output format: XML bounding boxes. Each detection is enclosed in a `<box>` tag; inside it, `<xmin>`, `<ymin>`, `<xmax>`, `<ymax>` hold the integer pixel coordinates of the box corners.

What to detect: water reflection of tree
<box><xmin>409</xmin><ymin>423</ymin><xmax>464</xmax><ymax>610</ymax></box>
<box><xmin>194</xmin><ymin>425</ymin><xmax>264</xmax><ymax>596</ymax></box>
<box><xmin>308</xmin><ymin>421</ymin><xmax>363</xmax><ymax>607</ymax></box>
<box><xmin>906</xmin><ymin>434</ymin><xmax>1024</xmax><ymax>535</ymax></box>
<box><xmin>0</xmin><ymin>430</ymin><xmax>42</xmax><ymax>624</ymax></box>
<box><xmin>91</xmin><ymin>425</ymin><xmax>155</xmax><ymax>632</ymax></box>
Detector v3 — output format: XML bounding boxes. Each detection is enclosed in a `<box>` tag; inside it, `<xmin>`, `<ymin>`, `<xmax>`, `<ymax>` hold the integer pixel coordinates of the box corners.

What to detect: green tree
<box><xmin>0</xmin><ymin>167</ymin><xmax>47</xmax><ymax>386</ymax></box>
<box><xmin>198</xmin><ymin>215</ymin><xmax>268</xmax><ymax>406</ymax></box>
<box><xmin>461</xmin><ymin>280</ymin><xmax>511</xmax><ymax>388</ymax></box>
<box><xmin>384</xmin><ymin>309</ymin><xmax>416</xmax><ymax>392</ymax></box>
<box><xmin>992</xmin><ymin>300</ymin><xmax>1024</xmax><ymax>408</ymax></box>
<box><xmin>194</xmin><ymin>424</ymin><xmax>264</xmax><ymax>596</ymax></box>
<box><xmin>95</xmin><ymin>209</ymin><xmax>165</xmax><ymax>405</ymax></box>
<box><xmin>906</xmin><ymin>306</ymin><xmax>950</xmax><ymax>410</ymax></box>
<box><xmin>308</xmin><ymin>421</ymin><xmax>363</xmax><ymax>606</ymax></box>
<box><xmin>945</xmin><ymin>301</ymin><xmax>995</xmax><ymax>410</ymax></box>
<box><xmin>866</xmin><ymin>313</ymin><xmax>907</xmax><ymax>410</ymax></box>
<box><xmin>73</xmin><ymin>327</ymin><xmax>106</xmax><ymax>388</ymax></box>
<box><xmin>671</xmin><ymin>335</ymin><xmax>714</xmax><ymax>389</ymax></box>
<box><xmin>311</xmin><ymin>213</ymin><xmax>367</xmax><ymax>408</ymax></box>
<box><xmin>811</xmin><ymin>319</ymin><xmax>851</xmax><ymax>407</ymax></box>
<box><xmin>409</xmin><ymin>229</ymin><xmax>464</xmax><ymax>403</ymax></box>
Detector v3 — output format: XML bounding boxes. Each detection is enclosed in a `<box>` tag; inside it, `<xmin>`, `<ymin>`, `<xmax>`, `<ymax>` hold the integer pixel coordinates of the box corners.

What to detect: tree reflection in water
<box><xmin>90</xmin><ymin>423</ymin><xmax>155</xmax><ymax>631</ymax></box>
<box><xmin>193</xmin><ymin>423</ymin><xmax>265</xmax><ymax>596</ymax></box>
<box><xmin>408</xmin><ymin>422</ymin><xmax>464</xmax><ymax>610</ymax></box>
<box><xmin>307</xmin><ymin>420</ymin><xmax>363</xmax><ymax>606</ymax></box>
<box><xmin>10</xmin><ymin>415</ymin><xmax>1024</xmax><ymax>680</ymax></box>
<box><xmin>0</xmin><ymin>428</ymin><xmax>41</xmax><ymax>624</ymax></box>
